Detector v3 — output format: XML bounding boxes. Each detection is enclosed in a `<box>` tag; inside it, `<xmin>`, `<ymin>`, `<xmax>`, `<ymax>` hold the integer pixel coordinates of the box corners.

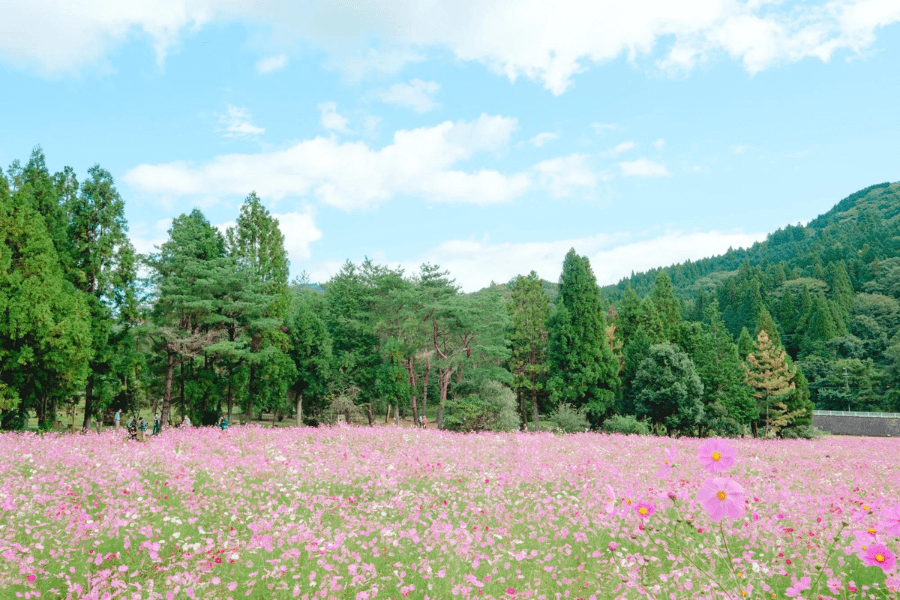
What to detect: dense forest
<box><xmin>1</xmin><ymin>147</ymin><xmax>897</xmax><ymax>437</ymax></box>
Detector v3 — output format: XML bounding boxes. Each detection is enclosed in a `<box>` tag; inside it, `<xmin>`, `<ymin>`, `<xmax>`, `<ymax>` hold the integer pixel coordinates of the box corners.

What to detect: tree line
<box><xmin>7</xmin><ymin>147</ymin><xmax>875</xmax><ymax>437</ymax></box>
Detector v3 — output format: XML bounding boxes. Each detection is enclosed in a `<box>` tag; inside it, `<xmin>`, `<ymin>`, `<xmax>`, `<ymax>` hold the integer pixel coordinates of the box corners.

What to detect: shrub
<box><xmin>550</xmin><ymin>403</ymin><xmax>590</xmax><ymax>433</ymax></box>
<box><xmin>780</xmin><ymin>424</ymin><xmax>825</xmax><ymax>439</ymax></box>
<box><xmin>602</xmin><ymin>414</ymin><xmax>650</xmax><ymax>435</ymax></box>
<box><xmin>444</xmin><ymin>380</ymin><xmax>520</xmax><ymax>432</ymax></box>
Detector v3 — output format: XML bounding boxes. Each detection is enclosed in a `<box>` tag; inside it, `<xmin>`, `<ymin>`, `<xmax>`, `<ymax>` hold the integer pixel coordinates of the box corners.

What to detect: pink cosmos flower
<box><xmin>698</xmin><ymin>439</ymin><xmax>736</xmax><ymax>473</ymax></box>
<box><xmin>696</xmin><ymin>477</ymin><xmax>745</xmax><ymax>522</ymax></box>
<box><xmin>879</xmin><ymin>504</ymin><xmax>900</xmax><ymax>536</ymax></box>
<box><xmin>27</xmin><ymin>574</ymin><xmax>36</xmax><ymax>583</ymax></box>
<box><xmin>656</xmin><ymin>445</ymin><xmax>677</xmax><ymax>478</ymax></box>
<box><xmin>603</xmin><ymin>485</ymin><xmax>617</xmax><ymax>515</ymax></box>
<box><xmin>505</xmin><ymin>588</ymin><xmax>516</xmax><ymax>595</ymax></box>
<box><xmin>634</xmin><ymin>501</ymin><xmax>655</xmax><ymax>519</ymax></box>
<box><xmin>785</xmin><ymin>576</ymin><xmax>810</xmax><ymax>598</ymax></box>
<box><xmin>861</xmin><ymin>544</ymin><xmax>896</xmax><ymax>572</ymax></box>
<box><xmin>827</xmin><ymin>578</ymin><xmax>843</xmax><ymax>594</ymax></box>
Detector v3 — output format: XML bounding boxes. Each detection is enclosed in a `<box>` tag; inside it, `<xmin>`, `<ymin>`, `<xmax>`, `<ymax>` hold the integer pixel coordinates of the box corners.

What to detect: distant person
<box><xmin>182</xmin><ymin>414</ymin><xmax>191</xmax><ymax>428</ymax></box>
<box><xmin>114</xmin><ymin>410</ymin><xmax>121</xmax><ymax>431</ymax></box>
<box><xmin>219</xmin><ymin>416</ymin><xmax>228</xmax><ymax>431</ymax></box>
<box><xmin>152</xmin><ymin>414</ymin><xmax>160</xmax><ymax>435</ymax></box>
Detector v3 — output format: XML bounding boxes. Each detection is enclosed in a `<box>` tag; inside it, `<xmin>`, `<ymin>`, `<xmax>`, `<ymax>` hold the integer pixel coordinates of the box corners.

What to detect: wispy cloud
<box><xmin>602</xmin><ymin>141</ymin><xmax>636</xmax><ymax>157</ymax></box>
<box><xmin>618</xmin><ymin>157</ymin><xmax>670</xmax><ymax>177</ymax></box>
<box><xmin>317</xmin><ymin>102</ymin><xmax>350</xmax><ymax>133</ymax></box>
<box><xmin>255</xmin><ymin>54</ymin><xmax>287</xmax><ymax>74</ymax></box>
<box><xmin>218</xmin><ymin>105</ymin><xmax>265</xmax><ymax>139</ymax></box>
<box><xmin>373</xmin><ymin>79</ymin><xmax>440</xmax><ymax>113</ymax></box>
<box><xmin>733</xmin><ymin>144</ymin><xmax>757</xmax><ymax>155</ymax></box>
<box><xmin>653</xmin><ymin>138</ymin><xmax>666</xmax><ymax>149</ymax></box>
<box><xmin>529</xmin><ymin>132</ymin><xmax>559</xmax><ymax>148</ymax></box>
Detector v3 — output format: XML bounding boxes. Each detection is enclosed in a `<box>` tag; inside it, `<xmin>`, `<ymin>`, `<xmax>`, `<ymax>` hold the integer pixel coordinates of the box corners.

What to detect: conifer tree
<box><xmin>548</xmin><ymin>249</ymin><xmax>620</xmax><ymax>420</ymax></box>
<box><xmin>651</xmin><ymin>271</ymin><xmax>681</xmax><ymax>342</ymax></box>
<box><xmin>508</xmin><ymin>271</ymin><xmax>550</xmax><ymax>431</ymax></box>
<box><xmin>0</xmin><ymin>170</ymin><xmax>92</xmax><ymax>428</ymax></box>
<box><xmin>745</xmin><ymin>330</ymin><xmax>796</xmax><ymax>437</ymax></box>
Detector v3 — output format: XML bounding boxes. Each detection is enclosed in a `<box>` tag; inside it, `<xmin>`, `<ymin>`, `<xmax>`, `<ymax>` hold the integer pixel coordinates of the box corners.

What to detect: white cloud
<box><xmin>273</xmin><ymin>210</ymin><xmax>323</xmax><ymax>262</ymax></box>
<box><xmin>733</xmin><ymin>144</ymin><xmax>757</xmax><ymax>155</ymax></box>
<box><xmin>529</xmin><ymin>132</ymin><xmax>559</xmax><ymax>148</ymax></box>
<box><xmin>653</xmin><ymin>138</ymin><xmax>666</xmax><ymax>149</ymax></box>
<box><xmin>256</xmin><ymin>54</ymin><xmax>287</xmax><ymax>74</ymax></box>
<box><xmin>129</xmin><ymin>218</ymin><xmax>173</xmax><ymax>257</ymax></box>
<box><xmin>124</xmin><ymin>113</ymin><xmax>536</xmax><ymax>211</ymax></box>
<box><xmin>618</xmin><ymin>158</ymin><xmax>670</xmax><ymax>177</ymax></box>
<box><xmin>591</xmin><ymin>123</ymin><xmax>619</xmax><ymax>135</ymax></box>
<box><xmin>602</xmin><ymin>141</ymin><xmax>637</xmax><ymax>157</ymax></box>
<box><xmin>531</xmin><ymin>154</ymin><xmax>597</xmax><ymax>198</ymax></box>
<box><xmin>318</xmin><ymin>102</ymin><xmax>350</xmax><ymax>133</ymax></box>
<box><xmin>403</xmin><ymin>229</ymin><xmax>767</xmax><ymax>292</ymax></box>
<box><xmin>373</xmin><ymin>79</ymin><xmax>440</xmax><ymax>113</ymax></box>
<box><xmin>219</xmin><ymin>105</ymin><xmax>265</xmax><ymax>139</ymax></box>
<box><xmin>5</xmin><ymin>1</ymin><xmax>898</xmax><ymax>93</ymax></box>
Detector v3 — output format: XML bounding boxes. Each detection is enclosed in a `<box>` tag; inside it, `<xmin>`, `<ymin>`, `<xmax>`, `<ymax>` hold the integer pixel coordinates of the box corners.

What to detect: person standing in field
<box><xmin>182</xmin><ymin>414</ymin><xmax>191</xmax><ymax>428</ymax></box>
<box><xmin>114</xmin><ymin>409</ymin><xmax>121</xmax><ymax>430</ymax></box>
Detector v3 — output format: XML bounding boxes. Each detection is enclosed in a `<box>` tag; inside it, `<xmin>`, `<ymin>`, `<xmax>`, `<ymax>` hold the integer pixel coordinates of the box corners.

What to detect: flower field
<box><xmin>0</xmin><ymin>426</ymin><xmax>898</xmax><ymax>600</ymax></box>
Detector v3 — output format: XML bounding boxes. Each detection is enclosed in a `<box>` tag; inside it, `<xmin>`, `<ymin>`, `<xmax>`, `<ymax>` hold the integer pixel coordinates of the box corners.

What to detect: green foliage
<box><xmin>601</xmin><ymin>414</ymin><xmax>650</xmax><ymax>435</ymax></box>
<box><xmin>550</xmin><ymin>402</ymin><xmax>590</xmax><ymax>433</ymax></box>
<box><xmin>633</xmin><ymin>342</ymin><xmax>705</xmax><ymax>435</ymax></box>
<box><xmin>548</xmin><ymin>249</ymin><xmax>620</xmax><ymax>421</ymax></box>
<box><xmin>444</xmin><ymin>380</ymin><xmax>519</xmax><ymax>432</ymax></box>
<box><xmin>507</xmin><ymin>270</ymin><xmax>550</xmax><ymax>429</ymax></box>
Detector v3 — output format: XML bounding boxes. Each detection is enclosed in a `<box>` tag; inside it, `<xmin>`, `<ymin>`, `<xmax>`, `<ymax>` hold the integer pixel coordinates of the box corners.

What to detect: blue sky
<box><xmin>2</xmin><ymin>1</ymin><xmax>899</xmax><ymax>291</ymax></box>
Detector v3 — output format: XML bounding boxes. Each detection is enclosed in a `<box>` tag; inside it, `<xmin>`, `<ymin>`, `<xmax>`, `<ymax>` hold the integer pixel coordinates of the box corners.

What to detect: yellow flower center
<box><xmin>862</xmin><ymin>545</ymin><xmax>868</xmax><ymax>550</ymax></box>
<box><xmin>717</xmin><ymin>491</ymin><xmax>727</xmax><ymax>500</ymax></box>
<box><xmin>868</xmin><ymin>528</ymin><xmax>876</xmax><ymax>534</ymax></box>
<box><xmin>876</xmin><ymin>554</ymin><xmax>885</xmax><ymax>563</ymax></box>
<box><xmin>664</xmin><ymin>460</ymin><xmax>669</xmax><ymax>465</ymax></box>
<box><xmin>639</xmin><ymin>507</ymin><xmax>648</xmax><ymax>515</ymax></box>
<box><xmin>712</xmin><ymin>452</ymin><xmax>721</xmax><ymax>461</ymax></box>
<box><xmin>626</xmin><ymin>499</ymin><xmax>632</xmax><ymax>505</ymax></box>
<box><xmin>863</xmin><ymin>505</ymin><xmax>870</xmax><ymax>510</ymax></box>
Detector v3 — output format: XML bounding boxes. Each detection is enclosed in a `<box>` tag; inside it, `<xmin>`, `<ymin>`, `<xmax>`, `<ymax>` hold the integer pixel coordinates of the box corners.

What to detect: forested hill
<box><xmin>600</xmin><ymin>181</ymin><xmax>900</xmax><ymax>413</ymax></box>
<box><xmin>602</xmin><ymin>181</ymin><xmax>900</xmax><ymax>300</ymax></box>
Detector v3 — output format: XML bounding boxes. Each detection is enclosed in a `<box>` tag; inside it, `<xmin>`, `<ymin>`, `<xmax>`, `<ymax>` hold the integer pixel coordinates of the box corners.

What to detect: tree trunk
<box><xmin>437</xmin><ymin>368</ymin><xmax>452</xmax><ymax>430</ymax></box>
<box><xmin>394</xmin><ymin>404</ymin><xmax>399</xmax><ymax>425</ymax></box>
<box><xmin>296</xmin><ymin>394</ymin><xmax>303</xmax><ymax>427</ymax></box>
<box><xmin>532</xmin><ymin>386</ymin><xmax>539</xmax><ymax>432</ymax></box>
<box><xmin>82</xmin><ymin>375</ymin><xmax>95</xmax><ymax>432</ymax></box>
<box><xmin>247</xmin><ymin>363</ymin><xmax>256</xmax><ymax>422</ymax></box>
<box><xmin>180</xmin><ymin>361</ymin><xmax>186</xmax><ymax>421</ymax></box>
<box><xmin>405</xmin><ymin>358</ymin><xmax>419</xmax><ymax>427</ymax></box>
<box><xmin>226</xmin><ymin>365</ymin><xmax>234</xmax><ymax>423</ymax></box>
<box><xmin>367</xmin><ymin>403</ymin><xmax>373</xmax><ymax>426</ymax></box>
<box><xmin>422</xmin><ymin>354</ymin><xmax>431</xmax><ymax>423</ymax></box>
<box><xmin>161</xmin><ymin>353</ymin><xmax>176</xmax><ymax>430</ymax></box>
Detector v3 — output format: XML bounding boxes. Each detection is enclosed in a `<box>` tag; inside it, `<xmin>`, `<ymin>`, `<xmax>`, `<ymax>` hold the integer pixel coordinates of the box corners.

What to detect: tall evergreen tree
<box><xmin>507</xmin><ymin>271</ymin><xmax>550</xmax><ymax>431</ymax></box>
<box><xmin>68</xmin><ymin>165</ymin><xmax>137</xmax><ymax>430</ymax></box>
<box><xmin>0</xmin><ymin>170</ymin><xmax>92</xmax><ymax>428</ymax></box>
<box><xmin>547</xmin><ymin>249</ymin><xmax>620</xmax><ymax>421</ymax></box>
<box><xmin>745</xmin><ymin>330</ymin><xmax>796</xmax><ymax>437</ymax></box>
<box><xmin>651</xmin><ymin>271</ymin><xmax>681</xmax><ymax>342</ymax></box>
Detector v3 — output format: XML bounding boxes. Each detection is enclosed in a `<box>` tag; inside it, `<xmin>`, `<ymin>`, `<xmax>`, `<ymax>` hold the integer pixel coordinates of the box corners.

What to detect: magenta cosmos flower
<box><xmin>879</xmin><ymin>504</ymin><xmax>900</xmax><ymax>536</ymax></box>
<box><xmin>696</xmin><ymin>477</ymin><xmax>745</xmax><ymax>522</ymax></box>
<box><xmin>698</xmin><ymin>439</ymin><xmax>736</xmax><ymax>473</ymax></box>
<box><xmin>634</xmin><ymin>501</ymin><xmax>655</xmax><ymax>519</ymax></box>
<box><xmin>862</xmin><ymin>544</ymin><xmax>896</xmax><ymax>572</ymax></box>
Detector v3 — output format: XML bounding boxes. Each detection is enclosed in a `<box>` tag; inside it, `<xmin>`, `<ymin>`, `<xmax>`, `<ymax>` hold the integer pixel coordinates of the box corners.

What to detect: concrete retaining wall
<box><xmin>812</xmin><ymin>411</ymin><xmax>900</xmax><ymax>437</ymax></box>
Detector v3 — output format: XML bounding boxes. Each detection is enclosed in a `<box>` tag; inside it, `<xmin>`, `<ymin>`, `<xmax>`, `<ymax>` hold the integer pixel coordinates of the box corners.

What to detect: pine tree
<box><xmin>737</xmin><ymin>327</ymin><xmax>755</xmax><ymax>360</ymax></box>
<box><xmin>507</xmin><ymin>271</ymin><xmax>550</xmax><ymax>431</ymax></box>
<box><xmin>548</xmin><ymin>249</ymin><xmax>620</xmax><ymax>421</ymax></box>
<box><xmin>745</xmin><ymin>330</ymin><xmax>796</xmax><ymax>437</ymax></box>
